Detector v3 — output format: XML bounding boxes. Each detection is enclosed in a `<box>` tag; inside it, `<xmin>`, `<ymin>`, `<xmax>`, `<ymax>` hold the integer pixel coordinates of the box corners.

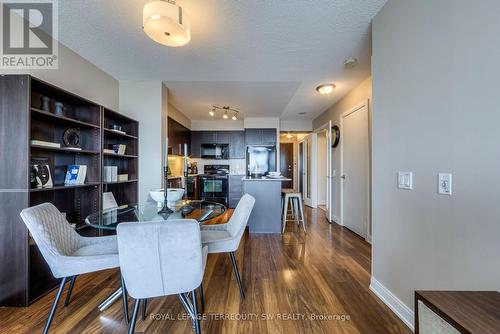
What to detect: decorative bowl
<box><xmin>268</xmin><ymin>171</ymin><xmax>281</xmax><ymax>177</ymax></box>
<box><xmin>149</xmin><ymin>188</ymin><xmax>184</xmax><ymax>206</ymax></box>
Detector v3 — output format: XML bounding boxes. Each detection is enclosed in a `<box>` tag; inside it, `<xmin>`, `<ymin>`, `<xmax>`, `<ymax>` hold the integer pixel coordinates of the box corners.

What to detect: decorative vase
<box><xmin>40</xmin><ymin>96</ymin><xmax>50</xmax><ymax>111</ymax></box>
<box><xmin>54</xmin><ymin>102</ymin><xmax>65</xmax><ymax>115</ymax></box>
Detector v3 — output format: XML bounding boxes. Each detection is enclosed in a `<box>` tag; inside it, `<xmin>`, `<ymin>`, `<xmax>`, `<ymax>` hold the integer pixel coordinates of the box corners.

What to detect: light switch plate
<box><xmin>398</xmin><ymin>172</ymin><xmax>413</xmax><ymax>190</ymax></box>
<box><xmin>438</xmin><ymin>173</ymin><xmax>452</xmax><ymax>195</ymax></box>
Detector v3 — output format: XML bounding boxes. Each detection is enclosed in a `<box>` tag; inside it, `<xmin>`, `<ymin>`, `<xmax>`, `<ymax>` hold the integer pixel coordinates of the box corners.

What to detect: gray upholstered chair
<box><xmin>20</xmin><ymin>203</ymin><xmax>128</xmax><ymax>334</ymax></box>
<box><xmin>117</xmin><ymin>219</ymin><xmax>208</xmax><ymax>334</ymax></box>
<box><xmin>200</xmin><ymin>194</ymin><xmax>255</xmax><ymax>299</ymax></box>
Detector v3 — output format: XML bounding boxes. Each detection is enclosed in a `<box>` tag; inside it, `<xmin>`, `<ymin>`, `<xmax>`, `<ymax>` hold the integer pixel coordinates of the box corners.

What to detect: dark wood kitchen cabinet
<box><xmin>168</xmin><ymin>117</ymin><xmax>190</xmax><ymax>156</ymax></box>
<box><xmin>191</xmin><ymin>131</ymin><xmax>245</xmax><ymax>159</ymax></box>
<box><xmin>229</xmin><ymin>131</ymin><xmax>245</xmax><ymax>158</ymax></box>
<box><xmin>245</xmin><ymin>128</ymin><xmax>277</xmax><ymax>145</ymax></box>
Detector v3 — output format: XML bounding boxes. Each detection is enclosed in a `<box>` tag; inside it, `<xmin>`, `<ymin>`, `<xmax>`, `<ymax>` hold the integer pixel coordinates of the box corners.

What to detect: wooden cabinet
<box><xmin>190</xmin><ymin>131</ymin><xmax>245</xmax><ymax>159</ymax></box>
<box><xmin>216</xmin><ymin>131</ymin><xmax>231</xmax><ymax>144</ymax></box>
<box><xmin>229</xmin><ymin>175</ymin><xmax>244</xmax><ymax>208</ymax></box>
<box><xmin>245</xmin><ymin>128</ymin><xmax>277</xmax><ymax>145</ymax></box>
<box><xmin>229</xmin><ymin>131</ymin><xmax>245</xmax><ymax>159</ymax></box>
<box><xmin>168</xmin><ymin>117</ymin><xmax>190</xmax><ymax>156</ymax></box>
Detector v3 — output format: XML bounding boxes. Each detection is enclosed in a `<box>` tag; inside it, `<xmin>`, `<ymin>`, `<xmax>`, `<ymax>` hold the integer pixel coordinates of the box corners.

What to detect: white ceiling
<box><xmin>57</xmin><ymin>0</ymin><xmax>385</xmax><ymax>121</ymax></box>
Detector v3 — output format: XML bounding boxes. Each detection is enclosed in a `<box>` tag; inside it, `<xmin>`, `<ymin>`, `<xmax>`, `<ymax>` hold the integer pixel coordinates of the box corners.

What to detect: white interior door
<box><xmin>341</xmin><ymin>104</ymin><xmax>369</xmax><ymax>238</ymax></box>
<box><xmin>325</xmin><ymin>121</ymin><xmax>333</xmax><ymax>222</ymax></box>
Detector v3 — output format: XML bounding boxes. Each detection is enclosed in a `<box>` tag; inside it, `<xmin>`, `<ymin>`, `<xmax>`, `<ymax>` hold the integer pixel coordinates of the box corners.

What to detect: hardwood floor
<box><xmin>0</xmin><ymin>206</ymin><xmax>411</xmax><ymax>334</ymax></box>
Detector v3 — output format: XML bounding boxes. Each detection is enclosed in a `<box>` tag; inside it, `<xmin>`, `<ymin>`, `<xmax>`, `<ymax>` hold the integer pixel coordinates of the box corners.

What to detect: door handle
<box><xmin>340</xmin><ymin>175</ymin><xmax>346</xmax><ymax>180</ymax></box>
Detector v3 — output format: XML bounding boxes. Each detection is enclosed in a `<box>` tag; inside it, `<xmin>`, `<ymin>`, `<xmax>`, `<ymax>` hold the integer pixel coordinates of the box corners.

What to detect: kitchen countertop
<box><xmin>241</xmin><ymin>176</ymin><xmax>292</xmax><ymax>181</ymax></box>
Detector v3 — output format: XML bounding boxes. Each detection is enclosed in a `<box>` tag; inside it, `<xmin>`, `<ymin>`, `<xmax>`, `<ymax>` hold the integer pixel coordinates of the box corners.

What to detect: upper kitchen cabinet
<box><xmin>245</xmin><ymin>128</ymin><xmax>277</xmax><ymax>145</ymax></box>
<box><xmin>229</xmin><ymin>131</ymin><xmax>245</xmax><ymax>158</ymax></box>
<box><xmin>215</xmin><ymin>131</ymin><xmax>231</xmax><ymax>144</ymax></box>
<box><xmin>191</xmin><ymin>130</ymin><xmax>245</xmax><ymax>159</ymax></box>
<box><xmin>168</xmin><ymin>117</ymin><xmax>190</xmax><ymax>156</ymax></box>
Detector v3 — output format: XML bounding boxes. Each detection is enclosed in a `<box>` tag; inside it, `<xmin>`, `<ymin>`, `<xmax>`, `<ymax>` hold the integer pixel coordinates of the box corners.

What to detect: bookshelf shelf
<box><xmin>31</xmin><ymin>107</ymin><xmax>100</xmax><ymax>129</ymax></box>
<box><xmin>104</xmin><ymin>128</ymin><xmax>138</xmax><ymax>139</ymax></box>
<box><xmin>29</xmin><ymin>182</ymin><xmax>101</xmax><ymax>192</ymax></box>
<box><xmin>31</xmin><ymin>145</ymin><xmax>100</xmax><ymax>155</ymax></box>
<box><xmin>103</xmin><ymin>179</ymin><xmax>138</xmax><ymax>185</ymax></box>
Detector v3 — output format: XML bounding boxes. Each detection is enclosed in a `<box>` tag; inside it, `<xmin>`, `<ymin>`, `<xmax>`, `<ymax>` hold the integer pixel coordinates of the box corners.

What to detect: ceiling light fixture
<box><xmin>316</xmin><ymin>83</ymin><xmax>336</xmax><ymax>95</ymax></box>
<box><xmin>210</xmin><ymin>105</ymin><xmax>241</xmax><ymax>120</ymax></box>
<box><xmin>143</xmin><ymin>0</ymin><xmax>191</xmax><ymax>47</ymax></box>
<box><xmin>286</xmin><ymin>133</ymin><xmax>293</xmax><ymax>139</ymax></box>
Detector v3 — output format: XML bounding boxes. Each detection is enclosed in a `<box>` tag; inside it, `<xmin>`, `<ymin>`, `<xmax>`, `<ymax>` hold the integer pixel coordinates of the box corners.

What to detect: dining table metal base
<box><xmin>98</xmin><ymin>287</ymin><xmax>122</xmax><ymax>311</ymax></box>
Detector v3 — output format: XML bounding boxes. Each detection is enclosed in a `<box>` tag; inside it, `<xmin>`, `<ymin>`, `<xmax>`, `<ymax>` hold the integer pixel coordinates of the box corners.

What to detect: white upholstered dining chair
<box><xmin>117</xmin><ymin>219</ymin><xmax>208</xmax><ymax>334</ymax></box>
<box><xmin>200</xmin><ymin>194</ymin><xmax>255</xmax><ymax>299</ymax></box>
<box><xmin>20</xmin><ymin>203</ymin><xmax>128</xmax><ymax>334</ymax></box>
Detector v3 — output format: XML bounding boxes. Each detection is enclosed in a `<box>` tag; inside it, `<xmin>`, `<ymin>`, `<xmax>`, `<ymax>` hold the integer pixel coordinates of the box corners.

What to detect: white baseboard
<box><xmin>369</xmin><ymin>277</ymin><xmax>415</xmax><ymax>332</ymax></box>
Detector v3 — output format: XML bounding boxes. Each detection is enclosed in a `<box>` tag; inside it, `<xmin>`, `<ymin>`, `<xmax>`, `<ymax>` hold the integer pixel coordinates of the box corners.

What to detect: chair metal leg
<box><xmin>43</xmin><ymin>277</ymin><xmax>68</xmax><ymax>334</ymax></box>
<box><xmin>142</xmin><ymin>298</ymin><xmax>148</xmax><ymax>320</ymax></box>
<box><xmin>198</xmin><ymin>283</ymin><xmax>205</xmax><ymax>313</ymax></box>
<box><xmin>128</xmin><ymin>299</ymin><xmax>141</xmax><ymax>334</ymax></box>
<box><xmin>298</xmin><ymin>198</ymin><xmax>306</xmax><ymax>233</ymax></box>
<box><xmin>64</xmin><ymin>275</ymin><xmax>77</xmax><ymax>307</ymax></box>
<box><xmin>121</xmin><ymin>275</ymin><xmax>129</xmax><ymax>324</ymax></box>
<box><xmin>282</xmin><ymin>195</ymin><xmax>289</xmax><ymax>233</ymax></box>
<box><xmin>192</xmin><ymin>289</ymin><xmax>201</xmax><ymax>334</ymax></box>
<box><xmin>229</xmin><ymin>252</ymin><xmax>245</xmax><ymax>299</ymax></box>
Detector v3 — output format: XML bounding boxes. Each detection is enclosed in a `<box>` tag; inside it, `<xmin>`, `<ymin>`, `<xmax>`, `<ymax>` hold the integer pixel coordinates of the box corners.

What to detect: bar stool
<box><xmin>281</xmin><ymin>190</ymin><xmax>306</xmax><ymax>233</ymax></box>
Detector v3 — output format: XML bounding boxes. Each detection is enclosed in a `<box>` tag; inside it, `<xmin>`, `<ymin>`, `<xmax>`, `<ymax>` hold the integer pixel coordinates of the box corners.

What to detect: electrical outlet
<box><xmin>398</xmin><ymin>172</ymin><xmax>413</xmax><ymax>190</ymax></box>
<box><xmin>438</xmin><ymin>173</ymin><xmax>452</xmax><ymax>195</ymax></box>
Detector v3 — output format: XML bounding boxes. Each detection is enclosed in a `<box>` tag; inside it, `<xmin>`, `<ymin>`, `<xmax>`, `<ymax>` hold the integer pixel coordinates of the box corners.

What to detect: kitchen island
<box><xmin>242</xmin><ymin>176</ymin><xmax>292</xmax><ymax>233</ymax></box>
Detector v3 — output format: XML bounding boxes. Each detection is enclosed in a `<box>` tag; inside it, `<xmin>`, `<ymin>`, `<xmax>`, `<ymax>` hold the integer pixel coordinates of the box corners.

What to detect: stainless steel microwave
<box><xmin>201</xmin><ymin>144</ymin><xmax>229</xmax><ymax>159</ymax></box>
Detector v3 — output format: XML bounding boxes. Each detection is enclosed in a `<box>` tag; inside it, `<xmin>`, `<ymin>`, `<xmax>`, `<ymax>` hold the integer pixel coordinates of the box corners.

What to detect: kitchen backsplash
<box><xmin>190</xmin><ymin>158</ymin><xmax>246</xmax><ymax>175</ymax></box>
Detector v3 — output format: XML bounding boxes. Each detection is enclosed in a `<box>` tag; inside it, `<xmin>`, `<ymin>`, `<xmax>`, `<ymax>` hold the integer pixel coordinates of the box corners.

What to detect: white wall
<box><xmin>168</xmin><ymin>103</ymin><xmax>192</xmax><ymax>129</ymax></box>
<box><xmin>280</xmin><ymin>119</ymin><xmax>313</xmax><ymax>132</ymax></box>
<box><xmin>0</xmin><ymin>42</ymin><xmax>118</xmax><ymax>110</ymax></box>
<box><xmin>191</xmin><ymin>120</ymin><xmax>244</xmax><ymax>131</ymax></box>
<box><xmin>119</xmin><ymin>81</ymin><xmax>164</xmax><ymax>203</ymax></box>
<box><xmin>371</xmin><ymin>0</ymin><xmax>500</xmax><ymax>329</ymax></box>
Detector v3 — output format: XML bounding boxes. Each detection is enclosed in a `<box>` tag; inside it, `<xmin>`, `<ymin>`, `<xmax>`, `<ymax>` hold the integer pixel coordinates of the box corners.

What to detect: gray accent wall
<box><xmin>372</xmin><ymin>0</ymin><xmax>500</xmax><ymax>319</ymax></box>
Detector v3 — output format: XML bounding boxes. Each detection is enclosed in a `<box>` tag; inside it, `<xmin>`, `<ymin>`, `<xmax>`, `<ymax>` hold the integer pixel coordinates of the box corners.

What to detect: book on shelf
<box><xmin>103</xmin><ymin>148</ymin><xmax>115</xmax><ymax>154</ymax></box>
<box><xmin>31</xmin><ymin>140</ymin><xmax>60</xmax><ymax>148</ymax></box>
<box><xmin>111</xmin><ymin>144</ymin><xmax>127</xmax><ymax>155</ymax></box>
<box><xmin>64</xmin><ymin>165</ymin><xmax>87</xmax><ymax>185</ymax></box>
<box><xmin>104</xmin><ymin>166</ymin><xmax>118</xmax><ymax>182</ymax></box>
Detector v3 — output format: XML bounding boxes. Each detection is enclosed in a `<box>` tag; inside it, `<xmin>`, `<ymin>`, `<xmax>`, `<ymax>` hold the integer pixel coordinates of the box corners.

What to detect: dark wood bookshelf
<box><xmin>102</xmin><ymin>108</ymin><xmax>139</xmax><ymax>208</ymax></box>
<box><xmin>0</xmin><ymin>75</ymin><xmax>139</xmax><ymax>307</ymax></box>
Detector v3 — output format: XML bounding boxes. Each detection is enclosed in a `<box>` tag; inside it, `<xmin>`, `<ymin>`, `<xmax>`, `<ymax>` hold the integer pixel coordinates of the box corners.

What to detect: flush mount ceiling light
<box><xmin>286</xmin><ymin>132</ymin><xmax>293</xmax><ymax>139</ymax></box>
<box><xmin>210</xmin><ymin>105</ymin><xmax>240</xmax><ymax>120</ymax></box>
<box><xmin>316</xmin><ymin>83</ymin><xmax>336</xmax><ymax>95</ymax></box>
<box><xmin>143</xmin><ymin>0</ymin><xmax>191</xmax><ymax>47</ymax></box>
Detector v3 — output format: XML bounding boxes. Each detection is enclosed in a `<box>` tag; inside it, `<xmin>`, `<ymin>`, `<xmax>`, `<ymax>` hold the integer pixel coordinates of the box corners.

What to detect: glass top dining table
<box><xmin>85</xmin><ymin>200</ymin><xmax>227</xmax><ymax>230</ymax></box>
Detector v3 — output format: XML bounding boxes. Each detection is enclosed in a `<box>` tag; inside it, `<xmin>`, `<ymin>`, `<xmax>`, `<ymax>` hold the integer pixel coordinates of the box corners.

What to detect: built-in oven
<box><xmin>199</xmin><ymin>164</ymin><xmax>229</xmax><ymax>205</ymax></box>
<box><xmin>201</xmin><ymin>144</ymin><xmax>229</xmax><ymax>160</ymax></box>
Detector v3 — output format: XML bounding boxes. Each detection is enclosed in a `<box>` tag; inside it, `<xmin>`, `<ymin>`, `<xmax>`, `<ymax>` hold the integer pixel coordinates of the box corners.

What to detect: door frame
<box><xmin>340</xmin><ymin>101</ymin><xmax>370</xmax><ymax>240</ymax></box>
<box><xmin>299</xmin><ymin>134</ymin><xmax>317</xmax><ymax>208</ymax></box>
<box><xmin>313</xmin><ymin>121</ymin><xmax>333</xmax><ymax>223</ymax></box>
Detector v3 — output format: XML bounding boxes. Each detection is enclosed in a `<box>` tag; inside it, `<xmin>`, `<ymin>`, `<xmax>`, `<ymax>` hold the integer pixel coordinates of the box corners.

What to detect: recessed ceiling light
<box><xmin>316</xmin><ymin>83</ymin><xmax>336</xmax><ymax>95</ymax></box>
<box><xmin>344</xmin><ymin>58</ymin><xmax>358</xmax><ymax>68</ymax></box>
